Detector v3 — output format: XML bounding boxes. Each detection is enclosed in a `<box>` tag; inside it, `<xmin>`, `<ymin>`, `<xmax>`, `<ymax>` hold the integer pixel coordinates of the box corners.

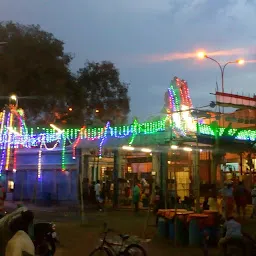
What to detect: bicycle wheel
<box><xmin>89</xmin><ymin>247</ymin><xmax>113</xmax><ymax>256</ymax></box>
<box><xmin>123</xmin><ymin>244</ymin><xmax>147</xmax><ymax>256</ymax></box>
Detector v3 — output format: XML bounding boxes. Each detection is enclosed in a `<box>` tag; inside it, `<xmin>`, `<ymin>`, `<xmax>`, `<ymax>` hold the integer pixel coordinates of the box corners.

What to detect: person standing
<box><xmin>95</xmin><ymin>180</ymin><xmax>103</xmax><ymax>211</ymax></box>
<box><xmin>220</xmin><ymin>181</ymin><xmax>234</xmax><ymax>218</ymax></box>
<box><xmin>153</xmin><ymin>186</ymin><xmax>162</xmax><ymax>225</ymax></box>
<box><xmin>234</xmin><ymin>181</ymin><xmax>247</xmax><ymax>219</ymax></box>
<box><xmin>89</xmin><ymin>181</ymin><xmax>96</xmax><ymax>204</ymax></box>
<box><xmin>132</xmin><ymin>183</ymin><xmax>140</xmax><ymax>212</ymax></box>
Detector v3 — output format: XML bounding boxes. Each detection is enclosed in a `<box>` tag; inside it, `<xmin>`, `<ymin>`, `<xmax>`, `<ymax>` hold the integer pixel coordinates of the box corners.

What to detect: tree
<box><xmin>0</xmin><ymin>21</ymin><xmax>72</xmax><ymax>124</ymax></box>
<box><xmin>75</xmin><ymin>61</ymin><xmax>130</xmax><ymax>125</ymax></box>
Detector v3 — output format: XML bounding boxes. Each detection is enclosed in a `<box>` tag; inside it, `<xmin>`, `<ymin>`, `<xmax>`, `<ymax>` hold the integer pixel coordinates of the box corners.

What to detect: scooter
<box><xmin>34</xmin><ymin>222</ymin><xmax>59</xmax><ymax>256</ymax></box>
<box><xmin>1</xmin><ymin>208</ymin><xmax>59</xmax><ymax>256</ymax></box>
<box><xmin>0</xmin><ymin>211</ymin><xmax>7</xmax><ymax>219</ymax></box>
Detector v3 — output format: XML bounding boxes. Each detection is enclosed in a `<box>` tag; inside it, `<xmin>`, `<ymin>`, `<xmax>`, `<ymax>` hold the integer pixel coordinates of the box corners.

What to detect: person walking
<box><xmin>132</xmin><ymin>183</ymin><xmax>141</xmax><ymax>212</ymax></box>
<box><xmin>234</xmin><ymin>181</ymin><xmax>247</xmax><ymax>219</ymax></box>
<box><xmin>220</xmin><ymin>181</ymin><xmax>234</xmax><ymax>218</ymax></box>
<box><xmin>89</xmin><ymin>181</ymin><xmax>96</xmax><ymax>205</ymax></box>
<box><xmin>95</xmin><ymin>180</ymin><xmax>103</xmax><ymax>211</ymax></box>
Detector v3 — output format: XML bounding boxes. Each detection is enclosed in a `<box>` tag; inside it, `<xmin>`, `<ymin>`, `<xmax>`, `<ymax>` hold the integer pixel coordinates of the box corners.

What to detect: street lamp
<box><xmin>197</xmin><ymin>51</ymin><xmax>244</xmax><ymax>93</ymax></box>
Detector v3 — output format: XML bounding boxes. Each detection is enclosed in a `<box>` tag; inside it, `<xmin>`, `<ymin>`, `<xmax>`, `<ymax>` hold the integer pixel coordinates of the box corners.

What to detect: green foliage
<box><xmin>0</xmin><ymin>22</ymin><xmax>130</xmax><ymax>126</ymax></box>
<box><xmin>0</xmin><ymin>21</ymin><xmax>72</xmax><ymax>123</ymax></box>
<box><xmin>76</xmin><ymin>61</ymin><xmax>130</xmax><ymax>125</ymax></box>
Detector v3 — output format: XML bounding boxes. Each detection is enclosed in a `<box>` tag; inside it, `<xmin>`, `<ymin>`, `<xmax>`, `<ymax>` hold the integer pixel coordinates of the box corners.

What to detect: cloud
<box><xmin>0</xmin><ymin>0</ymin><xmax>255</xmax><ymax>120</ymax></box>
<box><xmin>143</xmin><ymin>48</ymin><xmax>250</xmax><ymax>63</ymax></box>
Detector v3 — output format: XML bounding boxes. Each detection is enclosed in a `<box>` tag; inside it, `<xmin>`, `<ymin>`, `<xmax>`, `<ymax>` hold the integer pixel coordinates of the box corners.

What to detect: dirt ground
<box><xmin>6</xmin><ymin>202</ymin><xmax>256</xmax><ymax>255</ymax></box>
<box><xmin>52</xmin><ymin>210</ymin><xmax>219</xmax><ymax>256</ymax></box>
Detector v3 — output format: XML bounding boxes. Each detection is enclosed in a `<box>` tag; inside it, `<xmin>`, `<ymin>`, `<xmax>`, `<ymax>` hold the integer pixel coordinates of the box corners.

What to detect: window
<box><xmin>8</xmin><ymin>180</ymin><xmax>14</xmax><ymax>192</ymax></box>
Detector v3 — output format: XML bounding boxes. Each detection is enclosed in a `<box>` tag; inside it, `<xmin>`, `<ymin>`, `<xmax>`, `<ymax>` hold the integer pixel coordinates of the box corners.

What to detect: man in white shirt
<box><xmin>5</xmin><ymin>210</ymin><xmax>35</xmax><ymax>256</ymax></box>
<box><xmin>218</xmin><ymin>216</ymin><xmax>243</xmax><ymax>251</ymax></box>
<box><xmin>95</xmin><ymin>180</ymin><xmax>103</xmax><ymax>211</ymax></box>
<box><xmin>5</xmin><ymin>230</ymin><xmax>35</xmax><ymax>256</ymax></box>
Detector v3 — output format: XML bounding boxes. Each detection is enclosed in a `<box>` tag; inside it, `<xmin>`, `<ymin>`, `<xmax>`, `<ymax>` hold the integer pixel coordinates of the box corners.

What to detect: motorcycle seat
<box><xmin>119</xmin><ymin>234</ymin><xmax>130</xmax><ymax>240</ymax></box>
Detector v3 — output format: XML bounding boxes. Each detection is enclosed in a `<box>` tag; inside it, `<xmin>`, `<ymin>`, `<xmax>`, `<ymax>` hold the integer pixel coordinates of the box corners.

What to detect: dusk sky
<box><xmin>1</xmin><ymin>0</ymin><xmax>255</xmax><ymax>121</ymax></box>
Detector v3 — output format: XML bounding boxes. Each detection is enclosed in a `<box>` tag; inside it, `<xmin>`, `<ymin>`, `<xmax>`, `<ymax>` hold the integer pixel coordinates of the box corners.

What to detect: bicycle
<box><xmin>89</xmin><ymin>223</ymin><xmax>148</xmax><ymax>256</ymax></box>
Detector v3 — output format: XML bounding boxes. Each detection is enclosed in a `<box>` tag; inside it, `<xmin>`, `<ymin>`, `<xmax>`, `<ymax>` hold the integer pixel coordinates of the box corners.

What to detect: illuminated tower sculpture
<box><xmin>164</xmin><ymin>76</ymin><xmax>196</xmax><ymax>134</ymax></box>
<box><xmin>0</xmin><ymin>95</ymin><xmax>26</xmax><ymax>176</ymax></box>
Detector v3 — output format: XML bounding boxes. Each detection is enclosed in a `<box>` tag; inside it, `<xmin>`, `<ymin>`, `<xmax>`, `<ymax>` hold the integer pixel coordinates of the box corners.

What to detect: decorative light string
<box><xmin>13</xmin><ymin>148</ymin><xmax>17</xmax><ymax>172</ymax></box>
<box><xmin>72</xmin><ymin>126</ymin><xmax>85</xmax><ymax>159</ymax></box>
<box><xmin>0</xmin><ymin>95</ymin><xmax>255</xmax><ymax>176</ymax></box>
<box><xmin>37</xmin><ymin>141</ymin><xmax>43</xmax><ymax>179</ymax></box>
<box><xmin>99</xmin><ymin>122</ymin><xmax>110</xmax><ymax>158</ymax></box>
<box><xmin>0</xmin><ymin>111</ymin><xmax>6</xmax><ymax>176</ymax></box>
<box><xmin>0</xmin><ymin>113</ymin><xmax>11</xmax><ymax>174</ymax></box>
<box><xmin>61</xmin><ymin>133</ymin><xmax>66</xmax><ymax>171</ymax></box>
<box><xmin>5</xmin><ymin>112</ymin><xmax>13</xmax><ymax>170</ymax></box>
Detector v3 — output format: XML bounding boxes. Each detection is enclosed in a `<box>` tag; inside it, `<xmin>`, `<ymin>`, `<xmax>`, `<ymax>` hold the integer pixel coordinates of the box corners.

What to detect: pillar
<box><xmin>211</xmin><ymin>153</ymin><xmax>218</xmax><ymax>184</ymax></box>
<box><xmin>159</xmin><ymin>152</ymin><xmax>168</xmax><ymax>207</ymax></box>
<box><xmin>192</xmin><ymin>151</ymin><xmax>200</xmax><ymax>212</ymax></box>
<box><xmin>152</xmin><ymin>152</ymin><xmax>160</xmax><ymax>185</ymax></box>
<box><xmin>83</xmin><ymin>154</ymin><xmax>90</xmax><ymax>180</ymax></box>
<box><xmin>113</xmin><ymin>149</ymin><xmax>121</xmax><ymax>207</ymax></box>
<box><xmin>211</xmin><ymin>149</ymin><xmax>225</xmax><ymax>185</ymax></box>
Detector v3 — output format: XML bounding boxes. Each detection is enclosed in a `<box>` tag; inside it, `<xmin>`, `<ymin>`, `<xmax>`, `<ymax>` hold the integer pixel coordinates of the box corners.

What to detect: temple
<box><xmin>0</xmin><ymin>77</ymin><xmax>255</xmax><ymax>203</ymax></box>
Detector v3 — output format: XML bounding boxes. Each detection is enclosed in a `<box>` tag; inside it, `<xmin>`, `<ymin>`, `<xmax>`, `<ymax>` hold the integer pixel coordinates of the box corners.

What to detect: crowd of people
<box><xmin>202</xmin><ymin>180</ymin><xmax>253</xmax><ymax>219</ymax></box>
<box><xmin>81</xmin><ymin>178</ymin><xmax>156</xmax><ymax>212</ymax></box>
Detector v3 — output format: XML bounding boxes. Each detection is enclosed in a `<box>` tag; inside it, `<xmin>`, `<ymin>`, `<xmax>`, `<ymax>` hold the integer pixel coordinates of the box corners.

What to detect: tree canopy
<box><xmin>74</xmin><ymin>61</ymin><xmax>130</xmax><ymax>125</ymax></box>
<box><xmin>0</xmin><ymin>21</ymin><xmax>130</xmax><ymax>126</ymax></box>
<box><xmin>0</xmin><ymin>22</ymin><xmax>72</xmax><ymax>123</ymax></box>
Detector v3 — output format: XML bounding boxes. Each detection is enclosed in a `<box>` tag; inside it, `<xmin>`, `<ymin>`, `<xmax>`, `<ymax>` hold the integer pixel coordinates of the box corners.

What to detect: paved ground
<box><xmin>4</xmin><ymin>202</ymin><xmax>256</xmax><ymax>256</ymax></box>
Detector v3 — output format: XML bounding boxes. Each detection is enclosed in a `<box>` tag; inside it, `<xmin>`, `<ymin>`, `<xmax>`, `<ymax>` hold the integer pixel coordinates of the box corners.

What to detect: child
<box><xmin>218</xmin><ymin>216</ymin><xmax>242</xmax><ymax>249</ymax></box>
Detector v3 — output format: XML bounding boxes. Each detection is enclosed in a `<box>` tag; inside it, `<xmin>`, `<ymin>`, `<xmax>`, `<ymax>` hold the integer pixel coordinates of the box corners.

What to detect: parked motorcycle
<box><xmin>0</xmin><ymin>207</ymin><xmax>59</xmax><ymax>256</ymax></box>
<box><xmin>34</xmin><ymin>222</ymin><xmax>59</xmax><ymax>256</ymax></box>
<box><xmin>0</xmin><ymin>211</ymin><xmax>7</xmax><ymax>219</ymax></box>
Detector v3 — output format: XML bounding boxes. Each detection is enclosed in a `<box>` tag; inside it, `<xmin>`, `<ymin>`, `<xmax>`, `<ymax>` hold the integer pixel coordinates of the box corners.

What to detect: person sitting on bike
<box><xmin>5</xmin><ymin>210</ymin><xmax>35</xmax><ymax>256</ymax></box>
<box><xmin>218</xmin><ymin>216</ymin><xmax>243</xmax><ymax>250</ymax></box>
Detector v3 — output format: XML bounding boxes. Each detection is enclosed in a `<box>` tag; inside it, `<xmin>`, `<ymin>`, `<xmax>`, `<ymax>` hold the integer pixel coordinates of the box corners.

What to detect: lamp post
<box><xmin>197</xmin><ymin>52</ymin><xmax>244</xmax><ymax>93</ymax></box>
<box><xmin>197</xmin><ymin>52</ymin><xmax>244</xmax><ymax>187</ymax></box>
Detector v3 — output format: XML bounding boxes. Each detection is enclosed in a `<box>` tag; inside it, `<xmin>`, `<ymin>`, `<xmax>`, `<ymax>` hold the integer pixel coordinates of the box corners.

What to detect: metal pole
<box><xmin>195</xmin><ymin>121</ymin><xmax>200</xmax><ymax>212</ymax></box>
